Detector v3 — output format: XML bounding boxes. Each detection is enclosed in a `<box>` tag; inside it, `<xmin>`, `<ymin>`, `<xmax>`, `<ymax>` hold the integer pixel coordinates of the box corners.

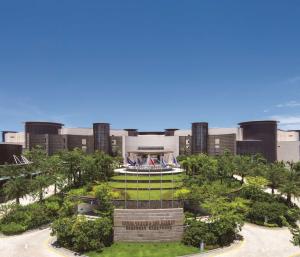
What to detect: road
<box><xmin>192</xmin><ymin>223</ymin><xmax>300</xmax><ymax>257</ymax></box>
<box><xmin>1</xmin><ymin>223</ymin><xmax>300</xmax><ymax>257</ymax></box>
<box><xmin>0</xmin><ymin>184</ymin><xmax>57</xmax><ymax>208</ymax></box>
<box><xmin>0</xmin><ymin>228</ymin><xmax>76</xmax><ymax>257</ymax></box>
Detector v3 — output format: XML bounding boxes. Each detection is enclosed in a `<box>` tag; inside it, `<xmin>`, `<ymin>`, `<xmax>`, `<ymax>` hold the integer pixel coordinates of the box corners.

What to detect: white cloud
<box><xmin>270</xmin><ymin>115</ymin><xmax>300</xmax><ymax>130</ymax></box>
<box><xmin>276</xmin><ymin>100</ymin><xmax>300</xmax><ymax>108</ymax></box>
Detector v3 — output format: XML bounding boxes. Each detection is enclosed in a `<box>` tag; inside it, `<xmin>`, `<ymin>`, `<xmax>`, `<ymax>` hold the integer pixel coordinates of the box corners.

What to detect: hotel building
<box><xmin>1</xmin><ymin>120</ymin><xmax>300</xmax><ymax>165</ymax></box>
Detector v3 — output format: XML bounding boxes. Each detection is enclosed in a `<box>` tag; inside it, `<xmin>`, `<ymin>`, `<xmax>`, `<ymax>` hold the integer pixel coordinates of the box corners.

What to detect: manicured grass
<box><xmin>86</xmin><ymin>242</ymin><xmax>199</xmax><ymax>257</ymax></box>
<box><xmin>110</xmin><ymin>174</ymin><xmax>185</xmax><ymax>200</ymax></box>
<box><xmin>112</xmin><ymin>174</ymin><xmax>185</xmax><ymax>181</ymax></box>
<box><xmin>126</xmin><ymin>189</ymin><xmax>174</xmax><ymax>200</ymax></box>
<box><xmin>109</xmin><ymin>181</ymin><xmax>182</xmax><ymax>189</ymax></box>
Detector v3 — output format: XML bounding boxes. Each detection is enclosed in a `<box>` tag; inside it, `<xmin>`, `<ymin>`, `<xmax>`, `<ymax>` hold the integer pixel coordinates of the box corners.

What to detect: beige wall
<box><xmin>125</xmin><ymin>135</ymin><xmax>180</xmax><ymax>157</ymax></box>
<box><xmin>114</xmin><ymin>208</ymin><xmax>184</xmax><ymax>242</ymax></box>
<box><xmin>60</xmin><ymin>127</ymin><xmax>93</xmax><ymax>135</ymax></box>
<box><xmin>277</xmin><ymin>141</ymin><xmax>300</xmax><ymax>162</ymax></box>
<box><xmin>277</xmin><ymin>130</ymin><xmax>299</xmax><ymax>142</ymax></box>
<box><xmin>4</xmin><ymin>132</ymin><xmax>25</xmax><ymax>148</ymax></box>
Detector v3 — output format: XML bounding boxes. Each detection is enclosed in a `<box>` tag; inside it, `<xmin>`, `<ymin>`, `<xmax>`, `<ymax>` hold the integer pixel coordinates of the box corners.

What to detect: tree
<box><xmin>46</xmin><ymin>154</ymin><xmax>65</xmax><ymax>194</ymax></box>
<box><xmin>30</xmin><ymin>174</ymin><xmax>51</xmax><ymax>202</ymax></box>
<box><xmin>202</xmin><ymin>197</ymin><xmax>249</xmax><ymax>246</ymax></box>
<box><xmin>279</xmin><ymin>163</ymin><xmax>300</xmax><ymax>206</ymax></box>
<box><xmin>0</xmin><ymin>164</ymin><xmax>29</xmax><ymax>204</ymax></box>
<box><xmin>234</xmin><ymin>155</ymin><xmax>253</xmax><ymax>184</ymax></box>
<box><xmin>182</xmin><ymin>154</ymin><xmax>218</xmax><ymax>181</ymax></box>
<box><xmin>24</xmin><ymin>147</ymin><xmax>50</xmax><ymax>202</ymax></box>
<box><xmin>216</xmin><ymin>151</ymin><xmax>235</xmax><ymax>183</ymax></box>
<box><xmin>59</xmin><ymin>148</ymin><xmax>86</xmax><ymax>188</ymax></box>
<box><xmin>83</xmin><ymin>151</ymin><xmax>115</xmax><ymax>183</ymax></box>
<box><xmin>93</xmin><ymin>183</ymin><xmax>114</xmax><ymax>217</ymax></box>
<box><xmin>265</xmin><ymin>162</ymin><xmax>287</xmax><ymax>194</ymax></box>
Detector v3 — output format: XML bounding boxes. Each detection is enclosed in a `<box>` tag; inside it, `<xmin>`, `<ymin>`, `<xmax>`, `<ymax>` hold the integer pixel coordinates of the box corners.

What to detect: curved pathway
<box><xmin>192</xmin><ymin>223</ymin><xmax>300</xmax><ymax>257</ymax></box>
<box><xmin>1</xmin><ymin>223</ymin><xmax>300</xmax><ymax>257</ymax></box>
<box><xmin>0</xmin><ymin>228</ymin><xmax>76</xmax><ymax>257</ymax></box>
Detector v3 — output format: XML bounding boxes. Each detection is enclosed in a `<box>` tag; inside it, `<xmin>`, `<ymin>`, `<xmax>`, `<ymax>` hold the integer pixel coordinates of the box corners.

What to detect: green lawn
<box><xmin>126</xmin><ymin>189</ymin><xmax>175</xmax><ymax>200</ymax></box>
<box><xmin>86</xmin><ymin>242</ymin><xmax>199</xmax><ymax>257</ymax></box>
<box><xmin>109</xmin><ymin>181</ymin><xmax>182</xmax><ymax>189</ymax></box>
<box><xmin>110</xmin><ymin>173</ymin><xmax>185</xmax><ymax>200</ymax></box>
<box><xmin>112</xmin><ymin>174</ymin><xmax>185</xmax><ymax>181</ymax></box>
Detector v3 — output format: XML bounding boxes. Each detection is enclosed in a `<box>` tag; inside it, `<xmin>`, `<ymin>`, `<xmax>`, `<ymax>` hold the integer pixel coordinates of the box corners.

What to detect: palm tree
<box><xmin>234</xmin><ymin>155</ymin><xmax>253</xmax><ymax>184</ymax></box>
<box><xmin>279</xmin><ymin>162</ymin><xmax>300</xmax><ymax>205</ymax></box>
<box><xmin>46</xmin><ymin>154</ymin><xmax>64</xmax><ymax>194</ymax></box>
<box><xmin>0</xmin><ymin>164</ymin><xmax>29</xmax><ymax>204</ymax></box>
<box><xmin>265</xmin><ymin>162</ymin><xmax>286</xmax><ymax>194</ymax></box>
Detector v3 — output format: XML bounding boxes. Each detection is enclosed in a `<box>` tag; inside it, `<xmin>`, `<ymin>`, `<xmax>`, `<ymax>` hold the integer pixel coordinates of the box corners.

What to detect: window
<box><xmin>215</xmin><ymin>138</ymin><xmax>220</xmax><ymax>144</ymax></box>
<box><xmin>82</xmin><ymin>146</ymin><xmax>87</xmax><ymax>152</ymax></box>
<box><xmin>82</xmin><ymin>138</ymin><xmax>87</xmax><ymax>145</ymax></box>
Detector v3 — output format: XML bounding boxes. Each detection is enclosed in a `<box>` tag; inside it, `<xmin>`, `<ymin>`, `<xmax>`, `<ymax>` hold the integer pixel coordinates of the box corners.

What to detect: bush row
<box><xmin>0</xmin><ymin>195</ymin><xmax>63</xmax><ymax>235</ymax></box>
<box><xmin>51</xmin><ymin>215</ymin><xmax>113</xmax><ymax>252</ymax></box>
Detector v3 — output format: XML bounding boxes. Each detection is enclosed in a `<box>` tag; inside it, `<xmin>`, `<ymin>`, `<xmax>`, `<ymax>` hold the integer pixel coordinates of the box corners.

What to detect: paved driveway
<box><xmin>0</xmin><ymin>228</ymin><xmax>75</xmax><ymax>257</ymax></box>
<box><xmin>192</xmin><ymin>223</ymin><xmax>300</xmax><ymax>257</ymax></box>
<box><xmin>1</xmin><ymin>223</ymin><xmax>300</xmax><ymax>257</ymax></box>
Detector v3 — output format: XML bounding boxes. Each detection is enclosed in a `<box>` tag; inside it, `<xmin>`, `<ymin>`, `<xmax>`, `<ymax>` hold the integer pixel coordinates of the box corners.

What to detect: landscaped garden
<box><xmin>1</xmin><ymin>147</ymin><xmax>300</xmax><ymax>255</ymax></box>
<box><xmin>87</xmin><ymin>242</ymin><xmax>199</xmax><ymax>257</ymax></box>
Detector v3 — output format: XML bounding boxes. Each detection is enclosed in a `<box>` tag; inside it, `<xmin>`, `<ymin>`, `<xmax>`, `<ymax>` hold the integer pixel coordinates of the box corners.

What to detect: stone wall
<box><xmin>114</xmin><ymin>208</ymin><xmax>184</xmax><ymax>242</ymax></box>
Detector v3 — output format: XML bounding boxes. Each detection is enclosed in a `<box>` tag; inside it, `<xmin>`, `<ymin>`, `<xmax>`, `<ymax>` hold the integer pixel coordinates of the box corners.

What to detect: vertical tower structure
<box><xmin>93</xmin><ymin>123</ymin><xmax>111</xmax><ymax>154</ymax></box>
<box><xmin>25</xmin><ymin>121</ymin><xmax>63</xmax><ymax>154</ymax></box>
<box><xmin>191</xmin><ymin>122</ymin><xmax>208</xmax><ymax>154</ymax></box>
<box><xmin>238</xmin><ymin>120</ymin><xmax>277</xmax><ymax>162</ymax></box>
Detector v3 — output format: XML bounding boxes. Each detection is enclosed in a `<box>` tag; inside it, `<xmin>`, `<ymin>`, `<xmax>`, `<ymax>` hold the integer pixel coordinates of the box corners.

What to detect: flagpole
<box><xmin>125</xmin><ymin>166</ymin><xmax>127</xmax><ymax>209</ymax></box>
<box><xmin>136</xmin><ymin>164</ymin><xmax>139</xmax><ymax>209</ymax></box>
<box><xmin>172</xmin><ymin>155</ymin><xmax>174</xmax><ymax>208</ymax></box>
<box><xmin>160</xmin><ymin>162</ymin><xmax>162</xmax><ymax>209</ymax></box>
<box><xmin>148</xmin><ymin>166</ymin><xmax>150</xmax><ymax>209</ymax></box>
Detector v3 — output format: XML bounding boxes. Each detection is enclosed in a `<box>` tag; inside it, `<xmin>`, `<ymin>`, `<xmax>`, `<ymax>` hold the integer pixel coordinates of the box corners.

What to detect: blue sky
<box><xmin>1</xmin><ymin>1</ymin><xmax>300</xmax><ymax>131</ymax></box>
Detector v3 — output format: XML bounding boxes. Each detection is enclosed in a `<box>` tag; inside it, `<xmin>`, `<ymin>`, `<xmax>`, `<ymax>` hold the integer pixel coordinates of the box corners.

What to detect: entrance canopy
<box><xmin>127</xmin><ymin>149</ymin><xmax>173</xmax><ymax>154</ymax></box>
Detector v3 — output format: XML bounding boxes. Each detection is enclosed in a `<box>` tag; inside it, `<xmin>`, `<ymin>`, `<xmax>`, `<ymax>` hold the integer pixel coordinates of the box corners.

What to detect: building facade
<box><xmin>2</xmin><ymin>120</ymin><xmax>300</xmax><ymax>163</ymax></box>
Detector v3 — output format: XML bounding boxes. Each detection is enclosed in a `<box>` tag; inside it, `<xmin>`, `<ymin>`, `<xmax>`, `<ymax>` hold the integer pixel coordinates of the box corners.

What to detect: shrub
<box><xmin>285</xmin><ymin>207</ymin><xmax>300</xmax><ymax>227</ymax></box>
<box><xmin>290</xmin><ymin>227</ymin><xmax>300</xmax><ymax>246</ymax></box>
<box><xmin>174</xmin><ymin>188</ymin><xmax>190</xmax><ymax>200</ymax></box>
<box><xmin>238</xmin><ymin>186</ymin><xmax>274</xmax><ymax>202</ymax></box>
<box><xmin>93</xmin><ymin>184</ymin><xmax>114</xmax><ymax>216</ymax></box>
<box><xmin>51</xmin><ymin>217</ymin><xmax>74</xmax><ymax>248</ymax></box>
<box><xmin>51</xmin><ymin>215</ymin><xmax>113</xmax><ymax>252</ymax></box>
<box><xmin>183</xmin><ymin>220</ymin><xmax>218</xmax><ymax>247</ymax></box>
<box><xmin>58</xmin><ymin>199</ymin><xmax>78</xmax><ymax>217</ymax></box>
<box><xmin>1</xmin><ymin>222</ymin><xmax>27</xmax><ymax>235</ymax></box>
<box><xmin>68</xmin><ymin>188</ymin><xmax>88</xmax><ymax>197</ymax></box>
<box><xmin>0</xmin><ymin>195</ymin><xmax>63</xmax><ymax>235</ymax></box>
<box><xmin>26</xmin><ymin>203</ymin><xmax>52</xmax><ymax>229</ymax></box>
<box><xmin>247</xmin><ymin>201</ymin><xmax>288</xmax><ymax>226</ymax></box>
<box><xmin>0</xmin><ymin>205</ymin><xmax>31</xmax><ymax>227</ymax></box>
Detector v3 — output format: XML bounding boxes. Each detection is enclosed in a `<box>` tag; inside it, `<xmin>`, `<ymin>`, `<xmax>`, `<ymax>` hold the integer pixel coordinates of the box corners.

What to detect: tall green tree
<box><xmin>279</xmin><ymin>162</ymin><xmax>300</xmax><ymax>205</ymax></box>
<box><xmin>265</xmin><ymin>162</ymin><xmax>287</xmax><ymax>194</ymax></box>
<box><xmin>216</xmin><ymin>151</ymin><xmax>235</xmax><ymax>183</ymax></box>
<box><xmin>0</xmin><ymin>165</ymin><xmax>29</xmax><ymax>204</ymax></box>
<box><xmin>59</xmin><ymin>148</ymin><xmax>86</xmax><ymax>188</ymax></box>
<box><xmin>234</xmin><ymin>155</ymin><xmax>253</xmax><ymax>184</ymax></box>
<box><xmin>46</xmin><ymin>154</ymin><xmax>65</xmax><ymax>194</ymax></box>
<box><xmin>24</xmin><ymin>147</ymin><xmax>50</xmax><ymax>202</ymax></box>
